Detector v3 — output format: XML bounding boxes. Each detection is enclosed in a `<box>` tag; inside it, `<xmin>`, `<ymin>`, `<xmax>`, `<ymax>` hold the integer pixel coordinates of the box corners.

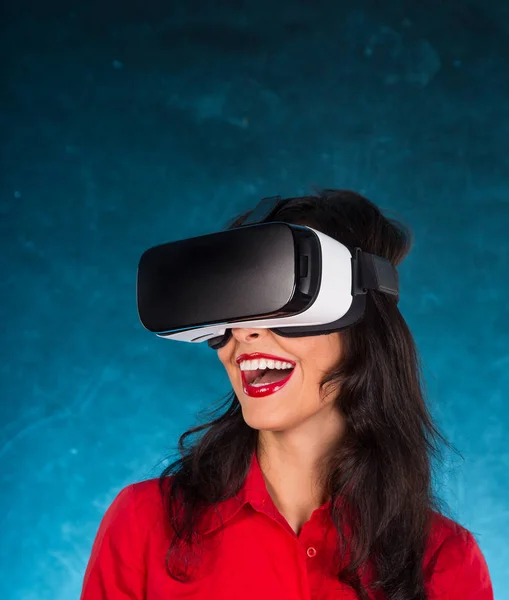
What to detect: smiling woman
<box><xmin>80</xmin><ymin>190</ymin><xmax>494</xmax><ymax>600</ymax></box>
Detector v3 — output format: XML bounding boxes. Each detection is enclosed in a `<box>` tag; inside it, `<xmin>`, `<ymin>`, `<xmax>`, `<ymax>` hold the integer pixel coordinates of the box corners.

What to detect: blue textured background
<box><xmin>1</xmin><ymin>1</ymin><xmax>508</xmax><ymax>598</ymax></box>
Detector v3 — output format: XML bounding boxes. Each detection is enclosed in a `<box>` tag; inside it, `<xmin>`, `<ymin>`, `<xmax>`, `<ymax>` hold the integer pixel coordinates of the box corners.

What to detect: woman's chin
<box><xmin>239</xmin><ymin>403</ymin><xmax>299</xmax><ymax>433</ymax></box>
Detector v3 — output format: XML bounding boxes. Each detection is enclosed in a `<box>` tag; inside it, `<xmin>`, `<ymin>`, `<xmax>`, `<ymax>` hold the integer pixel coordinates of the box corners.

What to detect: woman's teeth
<box><xmin>239</xmin><ymin>358</ymin><xmax>294</xmax><ymax>371</ymax></box>
<box><xmin>239</xmin><ymin>358</ymin><xmax>295</xmax><ymax>387</ymax></box>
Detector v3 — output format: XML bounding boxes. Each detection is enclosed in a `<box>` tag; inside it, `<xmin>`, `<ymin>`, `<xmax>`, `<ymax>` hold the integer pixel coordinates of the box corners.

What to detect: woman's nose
<box><xmin>231</xmin><ymin>328</ymin><xmax>268</xmax><ymax>343</ymax></box>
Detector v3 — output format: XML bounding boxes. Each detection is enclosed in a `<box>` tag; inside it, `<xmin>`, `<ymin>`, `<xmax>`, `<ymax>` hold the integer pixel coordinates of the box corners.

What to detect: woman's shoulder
<box><xmin>116</xmin><ymin>476</ymin><xmax>172</xmax><ymax>515</ymax></box>
<box><xmin>424</xmin><ymin>510</ymin><xmax>493</xmax><ymax>597</ymax></box>
<box><xmin>428</xmin><ymin>510</ymin><xmax>470</xmax><ymax>543</ymax></box>
<box><xmin>81</xmin><ymin>477</ymin><xmax>176</xmax><ymax>596</ymax></box>
<box><xmin>426</xmin><ymin>509</ymin><xmax>481</xmax><ymax>559</ymax></box>
<box><xmin>95</xmin><ymin>476</ymin><xmax>173</xmax><ymax>537</ymax></box>
<box><xmin>91</xmin><ymin>477</ymin><xmax>174</xmax><ymax>549</ymax></box>
<box><xmin>129</xmin><ymin>476</ymin><xmax>170</xmax><ymax>500</ymax></box>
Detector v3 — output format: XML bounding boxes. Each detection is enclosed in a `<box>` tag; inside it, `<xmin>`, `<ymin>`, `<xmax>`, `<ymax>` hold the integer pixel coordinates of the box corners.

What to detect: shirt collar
<box><xmin>197</xmin><ymin>449</ymin><xmax>263</xmax><ymax>535</ymax></box>
<box><xmin>198</xmin><ymin>449</ymin><xmax>332</xmax><ymax>536</ymax></box>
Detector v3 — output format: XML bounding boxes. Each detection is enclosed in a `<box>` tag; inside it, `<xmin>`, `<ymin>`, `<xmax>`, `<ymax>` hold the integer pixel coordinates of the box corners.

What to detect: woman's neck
<box><xmin>256</xmin><ymin>412</ymin><xmax>343</xmax><ymax>534</ymax></box>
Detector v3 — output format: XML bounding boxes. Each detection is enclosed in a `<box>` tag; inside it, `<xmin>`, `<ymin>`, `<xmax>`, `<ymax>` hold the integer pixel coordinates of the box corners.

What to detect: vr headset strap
<box><xmin>242</xmin><ymin>195</ymin><xmax>285</xmax><ymax>225</ymax></box>
<box><xmin>352</xmin><ymin>248</ymin><xmax>399</xmax><ymax>303</ymax></box>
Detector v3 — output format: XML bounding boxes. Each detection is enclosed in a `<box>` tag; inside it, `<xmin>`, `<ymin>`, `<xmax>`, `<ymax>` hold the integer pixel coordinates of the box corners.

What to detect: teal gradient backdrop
<box><xmin>1</xmin><ymin>1</ymin><xmax>508</xmax><ymax>598</ymax></box>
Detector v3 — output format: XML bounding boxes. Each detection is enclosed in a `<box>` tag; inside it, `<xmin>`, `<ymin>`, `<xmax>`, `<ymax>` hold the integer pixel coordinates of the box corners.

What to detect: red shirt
<box><xmin>81</xmin><ymin>450</ymin><xmax>493</xmax><ymax>599</ymax></box>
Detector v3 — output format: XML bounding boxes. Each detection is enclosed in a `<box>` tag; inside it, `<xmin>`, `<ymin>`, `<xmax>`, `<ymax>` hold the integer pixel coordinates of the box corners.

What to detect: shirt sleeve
<box><xmin>428</xmin><ymin>528</ymin><xmax>494</xmax><ymax>600</ymax></box>
<box><xmin>80</xmin><ymin>485</ymin><xmax>146</xmax><ymax>600</ymax></box>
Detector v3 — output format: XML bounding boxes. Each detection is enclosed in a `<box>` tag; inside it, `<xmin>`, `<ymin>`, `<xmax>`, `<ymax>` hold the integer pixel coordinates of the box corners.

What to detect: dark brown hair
<box><xmin>159</xmin><ymin>190</ymin><xmax>453</xmax><ymax>599</ymax></box>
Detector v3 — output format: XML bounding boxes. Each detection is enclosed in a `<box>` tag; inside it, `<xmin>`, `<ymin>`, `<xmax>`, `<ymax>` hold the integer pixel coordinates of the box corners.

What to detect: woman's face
<box><xmin>217</xmin><ymin>328</ymin><xmax>344</xmax><ymax>433</ymax></box>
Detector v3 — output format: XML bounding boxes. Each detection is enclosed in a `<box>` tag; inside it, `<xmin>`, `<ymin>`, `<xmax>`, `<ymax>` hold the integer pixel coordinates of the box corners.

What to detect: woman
<box><xmin>81</xmin><ymin>190</ymin><xmax>493</xmax><ymax>600</ymax></box>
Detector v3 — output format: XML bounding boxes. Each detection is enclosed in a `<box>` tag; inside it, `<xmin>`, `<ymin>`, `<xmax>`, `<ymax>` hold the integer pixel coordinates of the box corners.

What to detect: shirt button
<box><xmin>306</xmin><ymin>547</ymin><xmax>317</xmax><ymax>558</ymax></box>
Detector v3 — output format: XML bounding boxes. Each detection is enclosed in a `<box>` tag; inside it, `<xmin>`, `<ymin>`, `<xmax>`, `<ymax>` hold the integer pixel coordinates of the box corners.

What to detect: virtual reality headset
<box><xmin>136</xmin><ymin>196</ymin><xmax>399</xmax><ymax>350</ymax></box>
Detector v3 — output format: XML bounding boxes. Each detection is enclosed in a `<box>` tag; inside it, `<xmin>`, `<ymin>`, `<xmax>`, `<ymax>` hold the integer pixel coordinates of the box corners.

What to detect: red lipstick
<box><xmin>236</xmin><ymin>352</ymin><xmax>296</xmax><ymax>398</ymax></box>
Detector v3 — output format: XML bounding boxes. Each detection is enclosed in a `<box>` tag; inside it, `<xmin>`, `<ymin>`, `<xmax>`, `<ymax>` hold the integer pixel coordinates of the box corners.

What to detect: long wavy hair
<box><xmin>159</xmin><ymin>190</ymin><xmax>453</xmax><ymax>600</ymax></box>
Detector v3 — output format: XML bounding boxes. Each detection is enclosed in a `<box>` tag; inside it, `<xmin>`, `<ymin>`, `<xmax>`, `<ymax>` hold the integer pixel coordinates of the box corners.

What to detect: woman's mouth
<box><xmin>236</xmin><ymin>353</ymin><xmax>296</xmax><ymax>398</ymax></box>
